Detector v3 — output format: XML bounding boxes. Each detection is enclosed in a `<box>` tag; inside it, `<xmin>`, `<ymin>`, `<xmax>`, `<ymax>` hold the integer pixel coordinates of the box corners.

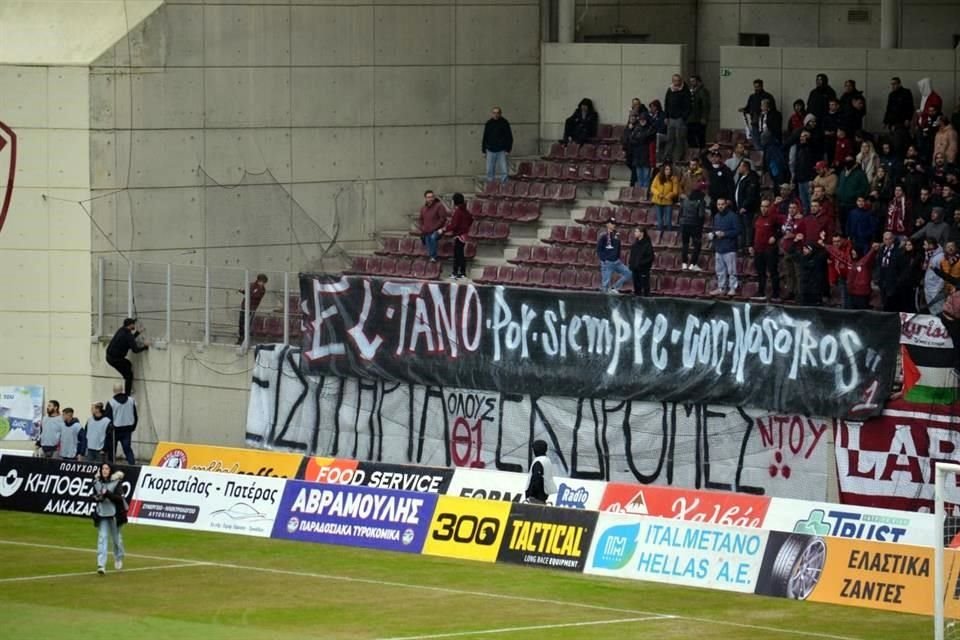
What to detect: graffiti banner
<box><xmin>836</xmin><ymin>399</ymin><xmax>960</xmax><ymax>513</ymax></box>
<box><xmin>247</xmin><ymin>348</ymin><xmax>832</xmax><ymax>500</ymax></box>
<box><xmin>298</xmin><ymin>275</ymin><xmax>898</xmax><ymax>419</ymax></box>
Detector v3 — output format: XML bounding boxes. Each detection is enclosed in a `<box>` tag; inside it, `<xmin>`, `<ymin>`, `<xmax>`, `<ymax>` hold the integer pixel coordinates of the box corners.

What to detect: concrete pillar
<box><xmin>557</xmin><ymin>0</ymin><xmax>575</xmax><ymax>44</ymax></box>
<box><xmin>541</xmin><ymin>0</ymin><xmax>552</xmax><ymax>42</ymax></box>
<box><xmin>880</xmin><ymin>0</ymin><xmax>899</xmax><ymax>49</ymax></box>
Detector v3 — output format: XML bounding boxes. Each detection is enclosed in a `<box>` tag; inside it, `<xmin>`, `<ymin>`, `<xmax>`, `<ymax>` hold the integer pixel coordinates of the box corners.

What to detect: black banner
<box><xmin>496</xmin><ymin>502</ymin><xmax>598</xmax><ymax>572</ymax></box>
<box><xmin>0</xmin><ymin>456</ymin><xmax>141</xmax><ymax>518</ymax></box>
<box><xmin>298</xmin><ymin>275</ymin><xmax>899</xmax><ymax>419</ymax></box>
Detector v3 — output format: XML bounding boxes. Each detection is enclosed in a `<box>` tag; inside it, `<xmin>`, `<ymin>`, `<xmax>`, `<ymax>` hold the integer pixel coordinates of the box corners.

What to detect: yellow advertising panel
<box><xmin>807</xmin><ymin>537</ymin><xmax>933</xmax><ymax>615</ymax></box>
<box><xmin>422</xmin><ymin>495</ymin><xmax>511</xmax><ymax>563</ymax></box>
<box><xmin>150</xmin><ymin>441</ymin><xmax>303</xmax><ymax>478</ymax></box>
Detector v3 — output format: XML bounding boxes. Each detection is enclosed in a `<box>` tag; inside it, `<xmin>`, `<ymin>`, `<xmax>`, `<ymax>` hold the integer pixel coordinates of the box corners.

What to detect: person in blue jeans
<box><xmin>418</xmin><ymin>190</ymin><xmax>448</xmax><ymax>262</ymax></box>
<box><xmin>482</xmin><ymin>106</ymin><xmax>513</xmax><ymax>184</ymax></box>
<box><xmin>597</xmin><ymin>219</ymin><xmax>632</xmax><ymax>293</ymax></box>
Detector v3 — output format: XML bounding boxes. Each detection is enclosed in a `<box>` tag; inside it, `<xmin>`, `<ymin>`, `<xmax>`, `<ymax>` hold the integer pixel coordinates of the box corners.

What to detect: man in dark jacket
<box><xmin>702</xmin><ymin>145</ymin><xmax>734</xmax><ymax>204</ymax></box>
<box><xmin>807</xmin><ymin>73</ymin><xmax>838</xmax><ymax>121</ymax></box>
<box><xmin>628</xmin><ymin>227</ymin><xmax>655</xmax><ymax>296</ymax></box>
<box><xmin>734</xmin><ymin>160</ymin><xmax>761</xmax><ymax>252</ymax></box>
<box><xmin>664</xmin><ymin>74</ymin><xmax>691</xmax><ymax>163</ymax></box>
<box><xmin>525</xmin><ymin>440</ymin><xmax>556</xmax><ymax>504</ymax></box>
<box><xmin>562</xmin><ymin>98</ymin><xmax>599</xmax><ymax>145</ymax></box>
<box><xmin>105</xmin><ymin>382</ymin><xmax>138</xmax><ymax>464</ymax></box>
<box><xmin>836</xmin><ymin>155</ymin><xmax>870</xmax><ymax>223</ymax></box>
<box><xmin>106</xmin><ymin>318</ymin><xmax>148</xmax><ymax>396</ymax></box>
<box><xmin>739</xmin><ymin>79</ymin><xmax>776</xmax><ymax>139</ymax></box>
<box><xmin>876</xmin><ymin>232</ymin><xmax>908</xmax><ymax>311</ymax></box>
<box><xmin>687</xmin><ymin>75</ymin><xmax>710</xmax><ymax>150</ymax></box>
<box><xmin>709</xmin><ymin>199</ymin><xmax>741</xmax><ymax>296</ymax></box>
<box><xmin>482</xmin><ymin>106</ymin><xmax>513</xmax><ymax>184</ymax></box>
<box><xmin>679</xmin><ymin>189</ymin><xmax>707</xmax><ymax>271</ymax></box>
<box><xmin>884</xmin><ymin>77</ymin><xmax>915</xmax><ymax>154</ymax></box>
<box><xmin>792</xmin><ymin>130</ymin><xmax>818</xmax><ymax>214</ymax></box>
<box><xmin>791</xmin><ymin>241</ymin><xmax>828</xmax><ymax>306</ymax></box>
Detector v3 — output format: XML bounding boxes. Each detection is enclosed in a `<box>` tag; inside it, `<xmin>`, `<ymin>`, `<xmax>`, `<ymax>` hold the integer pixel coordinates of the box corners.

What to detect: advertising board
<box><xmin>496</xmin><ymin>502</ymin><xmax>598</xmax><ymax>572</ymax></box>
<box><xmin>271</xmin><ymin>481</ymin><xmax>438</xmax><ymax>553</ymax></box>
<box><xmin>128</xmin><ymin>466</ymin><xmax>284</xmax><ymax>537</ymax></box>
<box><xmin>422</xmin><ymin>495</ymin><xmax>512</xmax><ymax>563</ymax></box>
<box><xmin>0</xmin><ymin>456</ymin><xmax>139</xmax><ymax>518</ymax></box>
<box><xmin>585</xmin><ymin>512</ymin><xmax>768</xmax><ymax>593</ymax></box>
<box><xmin>151</xmin><ymin>441</ymin><xmax>302</xmax><ymax>478</ymax></box>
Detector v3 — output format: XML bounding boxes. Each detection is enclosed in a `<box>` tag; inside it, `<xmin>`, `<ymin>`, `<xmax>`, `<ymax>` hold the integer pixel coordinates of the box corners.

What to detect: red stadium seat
<box><xmin>498</xmin><ymin>266</ymin><xmax>515</xmax><ymax>284</ymax></box>
<box><xmin>377</xmin><ymin>236</ymin><xmax>399</xmax><ymax>255</ymax></box>
<box><xmin>499</xmin><ymin>181</ymin><xmax>517</xmax><ymax>198</ymax></box>
<box><xmin>477</xmin><ymin>265</ymin><xmax>499</xmax><ymax>284</ymax></box>
<box><xmin>515</xmin><ymin>201</ymin><xmax>540</xmax><ymax>222</ymax></box>
<box><xmin>672</xmin><ymin>277</ymin><xmax>692</xmax><ymax>297</ymax></box>
<box><xmin>479</xmin><ymin>182</ymin><xmax>500</xmax><ymax>198</ymax></box>
<box><xmin>514</xmin><ymin>161</ymin><xmax>533</xmax><ymax>179</ymax></box>
<box><xmin>365</xmin><ymin>256</ymin><xmax>382</xmax><ymax>274</ymax></box>
<box><xmin>558</xmin><ymin>184</ymin><xmax>577</xmax><ymax>202</ymax></box>
<box><xmin>546</xmin><ymin>245</ymin><xmax>565</xmax><ymax>265</ymax></box>
<box><xmin>631</xmin><ymin>208</ymin><xmax>650</xmax><ymax>226</ymax></box>
<box><xmin>464</xmin><ymin>241</ymin><xmax>477</xmax><ymax>258</ymax></box>
<box><xmin>424</xmin><ymin>260</ymin><xmax>441</xmax><ymax>278</ymax></box>
<box><xmin>561</xmin><ymin>269</ymin><xmax>578</xmax><ymax>289</ymax></box>
<box><xmin>564</xmin><ymin>143</ymin><xmax>581</xmax><ymax>160</ymax></box>
<box><xmin>564</xmin><ymin>162</ymin><xmax>580</xmax><ymax>181</ymax></box>
<box><xmin>596</xmin><ymin>124</ymin><xmax>613</xmax><ymax>140</ymax></box>
<box><xmin>481</xmin><ymin>200</ymin><xmax>498</xmax><ymax>218</ymax></box>
<box><xmin>583</xmin><ymin>226</ymin><xmax>598</xmax><ymax>245</ymax></box>
<box><xmin>530</xmin><ymin>162</ymin><xmax>548</xmax><ymax>180</ymax></box>
<box><xmin>546</xmin><ymin>162</ymin><xmax>564</xmax><ymax>181</ymax></box>
<box><xmin>578</xmin><ymin>164</ymin><xmax>597</xmax><ymax>182</ymax></box>
<box><xmin>575</xmin><ymin>270</ymin><xmax>594</xmax><ymax>290</ymax></box>
<box><xmin>565</xmin><ymin>225</ymin><xmax>583</xmax><ymax>244</ymax></box>
<box><xmin>578</xmin><ymin>144</ymin><xmax>597</xmax><ymax>161</ymax></box>
<box><xmin>526</xmin><ymin>182</ymin><xmax>546</xmax><ymax>200</ymax></box>
<box><xmin>496</xmin><ymin>201</ymin><xmax>514</xmax><ymax>219</ymax></box>
<box><xmin>546</xmin><ymin>226</ymin><xmax>566</xmax><ymax>243</ymax></box>
<box><xmin>690</xmin><ymin>278</ymin><xmax>708</xmax><ymax>297</ymax></box>
<box><xmin>579</xmin><ymin>247</ymin><xmax>595</xmax><ymax>266</ymax></box>
<box><xmin>395</xmin><ymin>258</ymin><xmax>413</xmax><ymax>277</ymax></box>
<box><xmin>379</xmin><ymin>257</ymin><xmax>397</xmax><ymax>276</ymax></box>
<box><xmin>658</xmin><ymin>275</ymin><xmax>675</xmax><ymax>294</ymax></box>
<box><xmin>492</xmin><ymin>222</ymin><xmax>510</xmax><ymax>240</ymax></box>
<box><xmin>615</xmin><ymin>206</ymin><xmax>632</xmax><ymax>225</ymax></box>
<box><xmin>543</xmin><ymin>268</ymin><xmax>562</xmax><ymax>289</ymax></box>
<box><xmin>592</xmin><ymin>164</ymin><xmax>610</xmax><ymax>181</ymax></box>
<box><xmin>468</xmin><ymin>199</ymin><xmax>483</xmax><ymax>217</ymax></box>
<box><xmin>532</xmin><ymin>245</ymin><xmax>550</xmax><ymax>264</ymax></box>
<box><xmin>527</xmin><ymin>267</ymin><xmax>545</xmax><ymax>286</ymax></box>
<box><xmin>510</xmin><ymin>245</ymin><xmax>532</xmax><ymax>264</ymax></box>
<box><xmin>577</xmin><ymin>206</ymin><xmax>601</xmax><ymax>224</ymax></box>
<box><xmin>544</xmin><ymin>142</ymin><xmax>564</xmax><ymax>160</ymax></box>
<box><xmin>561</xmin><ymin>246</ymin><xmax>579</xmax><ymax>265</ymax></box>
<box><xmin>411</xmin><ymin>259</ymin><xmax>426</xmax><ymax>279</ymax></box>
<box><xmin>511</xmin><ymin>181</ymin><xmax>529</xmax><ymax>199</ymax></box>
<box><xmin>347</xmin><ymin>256</ymin><xmax>367</xmax><ymax>273</ymax></box>
<box><xmin>513</xmin><ymin>266</ymin><xmax>530</xmax><ymax>285</ymax></box>
<box><xmin>543</xmin><ymin>182</ymin><xmax>563</xmax><ymax>202</ymax></box>
<box><xmin>611</xmin><ymin>186</ymin><xmax>633</xmax><ymax>205</ymax></box>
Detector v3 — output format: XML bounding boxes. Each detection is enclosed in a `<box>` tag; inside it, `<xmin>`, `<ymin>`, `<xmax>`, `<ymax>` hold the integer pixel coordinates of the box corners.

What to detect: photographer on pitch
<box><xmin>106</xmin><ymin>318</ymin><xmax>149</xmax><ymax>395</ymax></box>
<box><xmin>525</xmin><ymin>440</ymin><xmax>557</xmax><ymax>505</ymax></box>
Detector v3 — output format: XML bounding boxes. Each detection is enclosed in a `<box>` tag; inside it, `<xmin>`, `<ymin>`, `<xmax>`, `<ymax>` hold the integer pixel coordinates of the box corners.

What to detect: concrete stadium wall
<box><xmin>572</xmin><ymin>0</ymin><xmax>960</xmax><ymax>135</ymax></box>
<box><xmin>90</xmin><ymin>342</ymin><xmax>253</xmax><ymax>460</ymax></box>
<box><xmin>0</xmin><ymin>64</ymin><xmax>94</xmax><ymax>411</ymax></box>
<box><xmin>88</xmin><ymin>0</ymin><xmax>542</xmax><ymax>277</ymax></box>
<box><xmin>540</xmin><ymin>43</ymin><xmax>686</xmax><ymax>143</ymax></box>
<box><xmin>718</xmin><ymin>46</ymin><xmax>960</xmax><ymax>132</ymax></box>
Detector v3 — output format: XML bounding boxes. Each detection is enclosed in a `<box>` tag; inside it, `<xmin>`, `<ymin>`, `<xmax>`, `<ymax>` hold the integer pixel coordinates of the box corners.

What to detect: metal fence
<box><xmin>94</xmin><ymin>256</ymin><xmax>305</xmax><ymax>350</ymax></box>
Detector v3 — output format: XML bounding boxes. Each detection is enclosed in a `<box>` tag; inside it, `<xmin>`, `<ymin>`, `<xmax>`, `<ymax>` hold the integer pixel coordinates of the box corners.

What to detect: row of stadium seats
<box><xmin>544</xmin><ymin>225</ymin><xmax>709</xmax><ymax>249</ymax></box>
<box><xmin>512</xmin><ymin>161</ymin><xmax>611</xmax><ymax>183</ymax></box>
<box><xmin>468</xmin><ymin>199</ymin><xmax>541</xmax><ymax>222</ymax></box>
<box><xmin>377</xmin><ymin>236</ymin><xmax>478</xmax><ymax>259</ymax></box>
<box><xmin>509</xmin><ymin>245</ymin><xmax>715</xmax><ymax>272</ymax></box>
<box><xmin>347</xmin><ymin>256</ymin><xmax>443</xmax><ymax>279</ymax></box>
<box><xmin>477</xmin><ymin>181</ymin><xmax>578</xmax><ymax>202</ymax></box>
<box><xmin>542</xmin><ymin>142</ymin><xmax>627</xmax><ymax>163</ymax></box>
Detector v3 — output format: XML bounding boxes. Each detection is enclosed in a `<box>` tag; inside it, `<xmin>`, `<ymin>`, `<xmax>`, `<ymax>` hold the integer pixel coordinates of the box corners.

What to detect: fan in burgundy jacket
<box><xmin>444</xmin><ymin>193</ymin><xmax>474</xmax><ymax>279</ymax></box>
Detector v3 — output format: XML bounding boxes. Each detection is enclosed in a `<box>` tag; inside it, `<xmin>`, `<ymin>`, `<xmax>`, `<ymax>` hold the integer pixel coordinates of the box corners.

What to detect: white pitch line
<box><xmin>0</xmin><ymin>562</ymin><xmax>204</xmax><ymax>583</ymax></box>
<box><xmin>375</xmin><ymin>616</ymin><xmax>670</xmax><ymax>640</ymax></box>
<box><xmin>0</xmin><ymin>539</ymin><xmax>863</xmax><ymax>640</ymax></box>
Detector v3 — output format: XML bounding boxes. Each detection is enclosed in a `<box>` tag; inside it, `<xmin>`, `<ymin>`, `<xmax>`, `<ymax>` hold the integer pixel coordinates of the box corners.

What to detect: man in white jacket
<box><xmin>525</xmin><ymin>440</ymin><xmax>557</xmax><ymax>504</ymax></box>
<box><xmin>924</xmin><ymin>238</ymin><xmax>946</xmax><ymax>315</ymax></box>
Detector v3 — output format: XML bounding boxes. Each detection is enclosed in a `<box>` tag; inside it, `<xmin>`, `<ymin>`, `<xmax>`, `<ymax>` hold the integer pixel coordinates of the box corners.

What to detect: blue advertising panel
<box><xmin>271</xmin><ymin>480</ymin><xmax>438</xmax><ymax>553</ymax></box>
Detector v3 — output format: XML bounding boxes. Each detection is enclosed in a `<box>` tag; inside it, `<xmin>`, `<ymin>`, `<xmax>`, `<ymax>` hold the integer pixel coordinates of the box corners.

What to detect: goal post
<box><xmin>935</xmin><ymin>462</ymin><xmax>960</xmax><ymax>640</ymax></box>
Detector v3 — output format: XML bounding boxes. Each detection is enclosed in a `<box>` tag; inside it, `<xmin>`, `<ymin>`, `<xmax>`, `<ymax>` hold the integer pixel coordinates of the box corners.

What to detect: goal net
<box><xmin>935</xmin><ymin>462</ymin><xmax>960</xmax><ymax>640</ymax></box>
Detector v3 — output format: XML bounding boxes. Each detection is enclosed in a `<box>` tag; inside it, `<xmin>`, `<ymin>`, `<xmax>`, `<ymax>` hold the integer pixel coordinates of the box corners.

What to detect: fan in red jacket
<box><xmin>443</xmin><ymin>193</ymin><xmax>473</xmax><ymax>279</ymax></box>
<box><xmin>826</xmin><ymin>242</ymin><xmax>880</xmax><ymax>309</ymax></box>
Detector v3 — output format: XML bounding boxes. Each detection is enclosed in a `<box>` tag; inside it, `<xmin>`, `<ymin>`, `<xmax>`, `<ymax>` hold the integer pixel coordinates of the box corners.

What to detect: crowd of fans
<box><xmin>415</xmin><ymin>75</ymin><xmax>960</xmax><ymax>321</ymax></box>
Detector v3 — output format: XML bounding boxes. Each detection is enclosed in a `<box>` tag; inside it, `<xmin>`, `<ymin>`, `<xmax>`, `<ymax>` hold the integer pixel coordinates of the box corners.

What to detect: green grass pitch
<box><xmin>0</xmin><ymin>512</ymin><xmax>931</xmax><ymax>639</ymax></box>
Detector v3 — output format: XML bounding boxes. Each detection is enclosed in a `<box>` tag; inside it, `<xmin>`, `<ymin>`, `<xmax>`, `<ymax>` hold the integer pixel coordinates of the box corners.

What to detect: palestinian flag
<box><xmin>900</xmin><ymin>314</ymin><xmax>959</xmax><ymax>404</ymax></box>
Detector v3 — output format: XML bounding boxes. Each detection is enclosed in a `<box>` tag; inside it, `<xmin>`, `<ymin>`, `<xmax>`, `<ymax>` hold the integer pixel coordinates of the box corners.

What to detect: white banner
<box><xmin>129</xmin><ymin>466</ymin><xmax>285</xmax><ymax>537</ymax></box>
<box><xmin>247</xmin><ymin>346</ymin><xmax>831</xmax><ymax>500</ymax></box>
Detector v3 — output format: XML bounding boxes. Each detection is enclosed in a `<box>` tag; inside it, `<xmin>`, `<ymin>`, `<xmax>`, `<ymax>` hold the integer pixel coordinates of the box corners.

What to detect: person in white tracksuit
<box><xmin>525</xmin><ymin>440</ymin><xmax>557</xmax><ymax>504</ymax></box>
